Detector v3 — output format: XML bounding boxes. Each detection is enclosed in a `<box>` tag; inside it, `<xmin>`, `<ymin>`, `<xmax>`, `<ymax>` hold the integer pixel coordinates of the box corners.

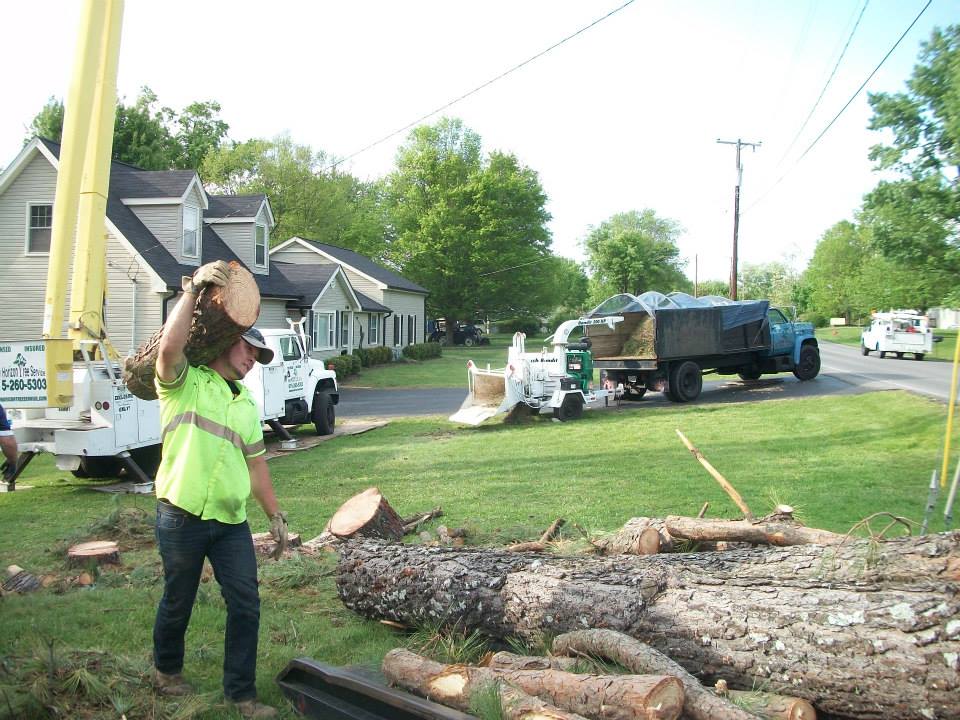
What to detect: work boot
<box><xmin>153</xmin><ymin>669</ymin><xmax>195</xmax><ymax>696</ymax></box>
<box><xmin>229</xmin><ymin>698</ymin><xmax>279</xmax><ymax>719</ymax></box>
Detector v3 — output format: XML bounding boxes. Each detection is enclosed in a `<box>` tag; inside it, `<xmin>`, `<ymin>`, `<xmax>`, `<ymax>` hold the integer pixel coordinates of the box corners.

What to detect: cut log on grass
<box><xmin>722</xmin><ymin>690</ymin><xmax>816</xmax><ymax>720</ymax></box>
<box><xmin>327</xmin><ymin>487</ymin><xmax>405</xmax><ymax>541</ymax></box>
<box><xmin>485</xmin><ymin>651</ymin><xmax>580</xmax><ymax>673</ymax></box>
<box><xmin>3</xmin><ymin>565</ymin><xmax>41</xmax><ymax>593</ymax></box>
<box><xmin>252</xmin><ymin>531</ymin><xmax>302</xmax><ymax>556</ymax></box>
<box><xmin>383</xmin><ymin>649</ymin><xmax>590</xmax><ymax>720</ymax></box>
<box><xmin>337</xmin><ymin>532</ymin><xmax>960</xmax><ymax>720</ymax></box>
<box><xmin>123</xmin><ymin>261</ymin><xmax>261</xmax><ymax>400</ymax></box>
<box><xmin>665</xmin><ymin>515</ymin><xmax>844</xmax><ymax>547</ymax></box>
<box><xmin>593</xmin><ymin>517</ymin><xmax>673</xmax><ymax>555</ymax></box>
<box><xmin>383</xmin><ymin>648</ymin><xmax>683</xmax><ymax>720</ymax></box>
<box><xmin>67</xmin><ymin>540</ymin><xmax>119</xmax><ymax>567</ymax></box>
<box><xmin>552</xmin><ymin>629</ymin><xmax>760</xmax><ymax>720</ymax></box>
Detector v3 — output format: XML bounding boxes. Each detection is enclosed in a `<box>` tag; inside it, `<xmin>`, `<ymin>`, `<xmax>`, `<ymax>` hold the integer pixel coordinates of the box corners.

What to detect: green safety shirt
<box><xmin>154</xmin><ymin>364</ymin><xmax>265</xmax><ymax>524</ymax></box>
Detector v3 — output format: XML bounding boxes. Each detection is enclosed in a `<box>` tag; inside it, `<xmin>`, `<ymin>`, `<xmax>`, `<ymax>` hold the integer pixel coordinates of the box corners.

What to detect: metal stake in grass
<box><xmin>676</xmin><ymin>429</ymin><xmax>753</xmax><ymax>520</ymax></box>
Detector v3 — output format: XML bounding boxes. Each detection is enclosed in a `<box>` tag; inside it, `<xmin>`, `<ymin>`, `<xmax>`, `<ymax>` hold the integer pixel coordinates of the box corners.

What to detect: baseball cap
<box><xmin>241</xmin><ymin>328</ymin><xmax>274</xmax><ymax>365</ymax></box>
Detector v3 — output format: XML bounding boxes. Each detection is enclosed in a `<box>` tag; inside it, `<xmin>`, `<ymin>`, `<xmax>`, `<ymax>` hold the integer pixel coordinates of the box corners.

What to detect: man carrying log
<box><xmin>151</xmin><ymin>260</ymin><xmax>288</xmax><ymax>720</ymax></box>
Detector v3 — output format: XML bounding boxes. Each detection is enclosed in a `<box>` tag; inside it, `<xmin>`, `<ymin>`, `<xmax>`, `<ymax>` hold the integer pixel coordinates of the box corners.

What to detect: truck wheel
<box><xmin>879</xmin><ymin>351</ymin><xmax>886</xmax><ymax>359</ymax></box>
<box><xmin>793</xmin><ymin>345</ymin><xmax>821</xmax><ymax>381</ymax></box>
<box><xmin>738</xmin><ymin>368</ymin><xmax>762</xmax><ymax>381</ymax></box>
<box><xmin>914</xmin><ymin>353</ymin><xmax>925</xmax><ymax>361</ymax></box>
<box><xmin>312</xmin><ymin>391</ymin><xmax>335</xmax><ymax>435</ymax></box>
<box><xmin>463</xmin><ymin>337</ymin><xmax>475</xmax><ymax>347</ymax></box>
<box><xmin>670</xmin><ymin>361</ymin><xmax>702</xmax><ymax>402</ymax></box>
<box><xmin>71</xmin><ymin>456</ymin><xmax>123</xmax><ymax>479</ymax></box>
<box><xmin>861</xmin><ymin>343</ymin><xmax>869</xmax><ymax>356</ymax></box>
<box><xmin>553</xmin><ymin>394</ymin><xmax>584</xmax><ymax>421</ymax></box>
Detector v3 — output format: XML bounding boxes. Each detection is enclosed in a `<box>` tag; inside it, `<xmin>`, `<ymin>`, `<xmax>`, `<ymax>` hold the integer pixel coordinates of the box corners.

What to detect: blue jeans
<box><xmin>153</xmin><ymin>502</ymin><xmax>260</xmax><ymax>701</ymax></box>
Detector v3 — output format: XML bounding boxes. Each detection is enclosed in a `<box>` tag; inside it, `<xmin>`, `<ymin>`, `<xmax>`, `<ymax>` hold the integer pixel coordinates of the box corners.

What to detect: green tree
<box><xmin>737</xmin><ymin>261</ymin><xmax>799</xmax><ymax>307</ymax></box>
<box><xmin>862</xmin><ymin>25</ymin><xmax>960</xmax><ymax>305</ymax></box>
<box><xmin>202</xmin><ymin>134</ymin><xmax>385</xmax><ymax>258</ymax></box>
<box><xmin>695</xmin><ymin>279</ymin><xmax>730</xmax><ymax>298</ymax></box>
<box><xmin>384</xmin><ymin>118</ymin><xmax>553</xmax><ymax>333</ymax></box>
<box><xmin>26</xmin><ymin>87</ymin><xmax>229</xmax><ymax>171</ymax></box>
<box><xmin>802</xmin><ymin>221</ymin><xmax>869</xmax><ymax>322</ymax></box>
<box><xmin>582</xmin><ymin>210</ymin><xmax>688</xmax><ymax>302</ymax></box>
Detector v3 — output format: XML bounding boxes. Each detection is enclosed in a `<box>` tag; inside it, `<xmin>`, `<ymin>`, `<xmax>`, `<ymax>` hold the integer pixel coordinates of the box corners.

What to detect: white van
<box><xmin>861</xmin><ymin>311</ymin><xmax>932</xmax><ymax>360</ymax></box>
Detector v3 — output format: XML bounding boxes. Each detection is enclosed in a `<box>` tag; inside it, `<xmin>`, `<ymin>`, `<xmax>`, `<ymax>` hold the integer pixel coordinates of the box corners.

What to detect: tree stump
<box><xmin>327</xmin><ymin>487</ymin><xmax>404</xmax><ymax>540</ymax></box>
<box><xmin>67</xmin><ymin>540</ymin><xmax>119</xmax><ymax>567</ymax></box>
<box><xmin>337</xmin><ymin>532</ymin><xmax>960</xmax><ymax>720</ymax></box>
<box><xmin>123</xmin><ymin>261</ymin><xmax>261</xmax><ymax>400</ymax></box>
<box><xmin>252</xmin><ymin>531</ymin><xmax>302</xmax><ymax>556</ymax></box>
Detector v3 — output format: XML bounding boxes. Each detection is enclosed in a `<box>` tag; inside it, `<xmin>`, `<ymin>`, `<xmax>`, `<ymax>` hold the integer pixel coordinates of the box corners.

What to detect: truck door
<box><xmin>768</xmin><ymin>308</ymin><xmax>795</xmax><ymax>356</ymax></box>
<box><xmin>279</xmin><ymin>335</ymin><xmax>306</xmax><ymax>401</ymax></box>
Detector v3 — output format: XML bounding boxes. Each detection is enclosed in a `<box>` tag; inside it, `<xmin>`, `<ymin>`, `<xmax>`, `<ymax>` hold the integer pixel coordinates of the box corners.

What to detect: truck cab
<box><xmin>755</xmin><ymin>307</ymin><xmax>820</xmax><ymax>380</ymax></box>
<box><xmin>860</xmin><ymin>310</ymin><xmax>932</xmax><ymax>360</ymax></box>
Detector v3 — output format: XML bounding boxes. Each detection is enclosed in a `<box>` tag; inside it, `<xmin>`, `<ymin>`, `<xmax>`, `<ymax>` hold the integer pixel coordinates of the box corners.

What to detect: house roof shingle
<box><xmin>207</xmin><ymin>195</ymin><xmax>266</xmax><ymax>219</ymax></box>
<box><xmin>297</xmin><ymin>239</ymin><xmax>429</xmax><ymax>295</ymax></box>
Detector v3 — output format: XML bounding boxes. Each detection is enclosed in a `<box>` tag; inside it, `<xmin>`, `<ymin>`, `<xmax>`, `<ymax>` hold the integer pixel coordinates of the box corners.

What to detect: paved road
<box><xmin>337</xmin><ymin>341</ymin><xmax>955</xmax><ymax>419</ymax></box>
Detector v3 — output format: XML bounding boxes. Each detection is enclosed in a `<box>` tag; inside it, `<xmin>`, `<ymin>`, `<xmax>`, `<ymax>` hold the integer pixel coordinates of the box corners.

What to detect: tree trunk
<box><xmin>383</xmin><ymin>648</ymin><xmax>683</xmax><ymax>720</ymax></box>
<box><xmin>722</xmin><ymin>690</ymin><xmax>816</xmax><ymax>720</ymax></box>
<box><xmin>67</xmin><ymin>540</ymin><xmax>120</xmax><ymax>567</ymax></box>
<box><xmin>337</xmin><ymin>532</ymin><xmax>960</xmax><ymax>720</ymax></box>
<box><xmin>123</xmin><ymin>261</ymin><xmax>260</xmax><ymax>400</ymax></box>
<box><xmin>593</xmin><ymin>517</ymin><xmax>674</xmax><ymax>554</ymax></box>
<box><xmin>251</xmin><ymin>531</ymin><xmax>301</xmax><ymax>556</ymax></box>
<box><xmin>327</xmin><ymin>487</ymin><xmax>405</xmax><ymax>541</ymax></box>
<box><xmin>665</xmin><ymin>516</ymin><xmax>845</xmax><ymax>547</ymax></box>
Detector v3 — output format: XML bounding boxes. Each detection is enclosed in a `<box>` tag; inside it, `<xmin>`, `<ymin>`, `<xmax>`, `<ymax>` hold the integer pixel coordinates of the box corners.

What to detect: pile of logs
<box><xmin>337</xmin><ymin>531</ymin><xmax>960</xmax><ymax>719</ymax></box>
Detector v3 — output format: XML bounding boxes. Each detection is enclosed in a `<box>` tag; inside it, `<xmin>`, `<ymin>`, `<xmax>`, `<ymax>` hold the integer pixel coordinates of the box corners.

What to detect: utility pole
<box><xmin>716</xmin><ymin>138</ymin><xmax>761</xmax><ymax>300</ymax></box>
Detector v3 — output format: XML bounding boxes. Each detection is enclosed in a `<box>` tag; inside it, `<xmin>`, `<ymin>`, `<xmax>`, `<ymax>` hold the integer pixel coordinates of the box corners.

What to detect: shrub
<box><xmin>800</xmin><ymin>312</ymin><xmax>829</xmax><ymax>328</ymax></box>
<box><xmin>353</xmin><ymin>348</ymin><xmax>372</xmax><ymax>368</ymax></box>
<box><xmin>403</xmin><ymin>342</ymin><xmax>442</xmax><ymax>361</ymax></box>
<box><xmin>324</xmin><ymin>354</ymin><xmax>357</xmax><ymax>377</ymax></box>
<box><xmin>498</xmin><ymin>316</ymin><xmax>542</xmax><ymax>335</ymax></box>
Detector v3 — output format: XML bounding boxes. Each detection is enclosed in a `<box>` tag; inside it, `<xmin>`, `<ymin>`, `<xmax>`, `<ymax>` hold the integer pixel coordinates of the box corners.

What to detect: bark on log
<box><xmin>327</xmin><ymin>487</ymin><xmax>405</xmax><ymax>540</ymax></box>
<box><xmin>383</xmin><ymin>648</ymin><xmax>683</xmax><ymax>720</ymax></box>
<box><xmin>384</xmin><ymin>649</ymin><xmax>590</xmax><ymax>720</ymax></box>
<box><xmin>67</xmin><ymin>540</ymin><xmax>120</xmax><ymax>567</ymax></box>
<box><xmin>486</xmin><ymin>651</ymin><xmax>581</xmax><ymax>672</ymax></box>
<box><xmin>552</xmin><ymin>629</ymin><xmax>759</xmax><ymax>720</ymax></box>
<box><xmin>665</xmin><ymin>516</ymin><xmax>845</xmax><ymax>547</ymax></box>
<box><xmin>593</xmin><ymin>517</ymin><xmax>674</xmax><ymax>554</ymax></box>
<box><xmin>722</xmin><ymin>690</ymin><xmax>816</xmax><ymax>720</ymax></box>
<box><xmin>337</xmin><ymin>532</ymin><xmax>960</xmax><ymax>720</ymax></box>
<box><xmin>123</xmin><ymin>261</ymin><xmax>261</xmax><ymax>400</ymax></box>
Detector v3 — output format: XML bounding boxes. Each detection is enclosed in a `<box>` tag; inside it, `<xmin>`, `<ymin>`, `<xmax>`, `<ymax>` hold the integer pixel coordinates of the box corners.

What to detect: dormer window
<box><xmin>255</xmin><ymin>222</ymin><xmax>268</xmax><ymax>266</ymax></box>
<box><xmin>182</xmin><ymin>204</ymin><xmax>200</xmax><ymax>258</ymax></box>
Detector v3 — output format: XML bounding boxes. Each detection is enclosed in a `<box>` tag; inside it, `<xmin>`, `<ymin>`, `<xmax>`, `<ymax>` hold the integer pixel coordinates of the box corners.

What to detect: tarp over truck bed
<box><xmin>584</xmin><ymin>291</ymin><xmax>771</xmax><ymax>360</ymax></box>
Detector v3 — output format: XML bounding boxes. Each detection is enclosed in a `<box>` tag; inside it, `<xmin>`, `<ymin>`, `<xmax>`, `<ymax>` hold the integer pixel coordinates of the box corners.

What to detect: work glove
<box><xmin>269</xmin><ymin>511</ymin><xmax>289</xmax><ymax>560</ymax></box>
<box><xmin>181</xmin><ymin>260</ymin><xmax>230</xmax><ymax>294</ymax></box>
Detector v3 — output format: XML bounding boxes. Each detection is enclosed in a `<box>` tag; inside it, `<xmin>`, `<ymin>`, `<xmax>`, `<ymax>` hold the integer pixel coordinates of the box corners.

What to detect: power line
<box><xmin>743</xmin><ymin>0</ymin><xmax>933</xmax><ymax>215</ymax></box>
<box><xmin>325</xmin><ymin>0</ymin><xmax>636</xmax><ymax>172</ymax></box>
<box><xmin>776</xmin><ymin>0</ymin><xmax>871</xmax><ymax>168</ymax></box>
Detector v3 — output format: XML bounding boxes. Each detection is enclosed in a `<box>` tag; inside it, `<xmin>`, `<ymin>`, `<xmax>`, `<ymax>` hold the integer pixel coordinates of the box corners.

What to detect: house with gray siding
<box><xmin>271</xmin><ymin>237</ymin><xmax>429</xmax><ymax>349</ymax></box>
<box><xmin>0</xmin><ymin>138</ymin><xmax>425</xmax><ymax>363</ymax></box>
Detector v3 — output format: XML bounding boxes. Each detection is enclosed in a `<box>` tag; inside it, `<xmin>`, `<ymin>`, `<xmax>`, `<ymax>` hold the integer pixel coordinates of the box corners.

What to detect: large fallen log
<box><xmin>337</xmin><ymin>532</ymin><xmax>960</xmax><ymax>720</ymax></box>
<box><xmin>123</xmin><ymin>261</ymin><xmax>260</xmax><ymax>400</ymax></box>
<box><xmin>383</xmin><ymin>648</ymin><xmax>683</xmax><ymax>720</ymax></box>
<box><xmin>327</xmin><ymin>487</ymin><xmax>405</xmax><ymax>541</ymax></box>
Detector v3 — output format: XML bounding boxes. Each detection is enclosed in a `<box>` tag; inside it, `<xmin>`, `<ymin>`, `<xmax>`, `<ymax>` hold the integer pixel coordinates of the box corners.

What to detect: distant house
<box><xmin>0</xmin><ymin>137</ymin><xmax>428</xmax><ymax>361</ymax></box>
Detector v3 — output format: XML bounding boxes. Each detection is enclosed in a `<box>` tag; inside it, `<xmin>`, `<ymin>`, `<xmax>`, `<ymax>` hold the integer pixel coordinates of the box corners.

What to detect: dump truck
<box><xmin>584</xmin><ymin>291</ymin><xmax>820</xmax><ymax>402</ymax></box>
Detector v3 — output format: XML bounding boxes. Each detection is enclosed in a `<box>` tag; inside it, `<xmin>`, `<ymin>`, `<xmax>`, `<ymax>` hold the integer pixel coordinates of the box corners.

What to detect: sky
<box><xmin>0</xmin><ymin>0</ymin><xmax>954</xmax><ymax>285</ymax></box>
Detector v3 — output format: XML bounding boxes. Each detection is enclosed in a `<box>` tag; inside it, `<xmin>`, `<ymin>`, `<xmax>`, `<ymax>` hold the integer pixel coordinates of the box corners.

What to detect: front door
<box><xmin>278</xmin><ymin>335</ymin><xmax>306</xmax><ymax>401</ymax></box>
<box><xmin>767</xmin><ymin>308</ymin><xmax>795</xmax><ymax>356</ymax></box>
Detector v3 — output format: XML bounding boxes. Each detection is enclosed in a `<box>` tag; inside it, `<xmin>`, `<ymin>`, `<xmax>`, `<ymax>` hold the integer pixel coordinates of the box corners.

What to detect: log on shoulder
<box><xmin>123</xmin><ymin>261</ymin><xmax>260</xmax><ymax>400</ymax></box>
<box><xmin>327</xmin><ymin>487</ymin><xmax>405</xmax><ymax>541</ymax></box>
<box><xmin>665</xmin><ymin>515</ymin><xmax>845</xmax><ymax>546</ymax></box>
<box><xmin>383</xmin><ymin>648</ymin><xmax>683</xmax><ymax>720</ymax></box>
<box><xmin>337</xmin><ymin>532</ymin><xmax>960</xmax><ymax>720</ymax></box>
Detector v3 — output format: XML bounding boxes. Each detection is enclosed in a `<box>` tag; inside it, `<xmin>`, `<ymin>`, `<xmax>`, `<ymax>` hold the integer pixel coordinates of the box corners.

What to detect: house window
<box><xmin>368</xmin><ymin>314</ymin><xmax>380</xmax><ymax>344</ymax></box>
<box><xmin>255</xmin><ymin>223</ymin><xmax>267</xmax><ymax>266</ymax></box>
<box><xmin>407</xmin><ymin>314</ymin><xmax>416</xmax><ymax>345</ymax></box>
<box><xmin>394</xmin><ymin>314</ymin><xmax>403</xmax><ymax>346</ymax></box>
<box><xmin>182</xmin><ymin>205</ymin><xmax>200</xmax><ymax>258</ymax></box>
<box><xmin>341</xmin><ymin>311</ymin><xmax>350</xmax><ymax>346</ymax></box>
<box><xmin>27</xmin><ymin>203</ymin><xmax>52</xmax><ymax>253</ymax></box>
<box><xmin>312</xmin><ymin>311</ymin><xmax>335</xmax><ymax>349</ymax></box>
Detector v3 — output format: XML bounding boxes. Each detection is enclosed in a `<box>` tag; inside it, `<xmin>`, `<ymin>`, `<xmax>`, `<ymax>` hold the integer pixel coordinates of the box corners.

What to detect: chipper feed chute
<box><xmin>448</xmin><ymin>362</ymin><xmax>518</xmax><ymax>425</ymax></box>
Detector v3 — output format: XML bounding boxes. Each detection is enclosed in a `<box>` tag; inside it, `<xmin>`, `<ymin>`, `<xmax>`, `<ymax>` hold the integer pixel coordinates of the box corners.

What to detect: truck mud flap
<box><xmin>276</xmin><ymin>658</ymin><xmax>475</xmax><ymax>720</ymax></box>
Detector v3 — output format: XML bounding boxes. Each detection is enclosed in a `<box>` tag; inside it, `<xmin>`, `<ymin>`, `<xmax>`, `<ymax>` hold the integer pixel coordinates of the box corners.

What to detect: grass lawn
<box><xmin>822</xmin><ymin>325</ymin><xmax>958</xmax><ymax>361</ymax></box>
<box><xmin>1</xmin><ymin>390</ymin><xmax>956</xmax><ymax>718</ymax></box>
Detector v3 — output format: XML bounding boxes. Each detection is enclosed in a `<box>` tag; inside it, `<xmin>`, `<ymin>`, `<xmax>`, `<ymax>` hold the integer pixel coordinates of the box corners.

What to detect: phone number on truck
<box><xmin>1</xmin><ymin>378</ymin><xmax>47</xmax><ymax>392</ymax></box>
